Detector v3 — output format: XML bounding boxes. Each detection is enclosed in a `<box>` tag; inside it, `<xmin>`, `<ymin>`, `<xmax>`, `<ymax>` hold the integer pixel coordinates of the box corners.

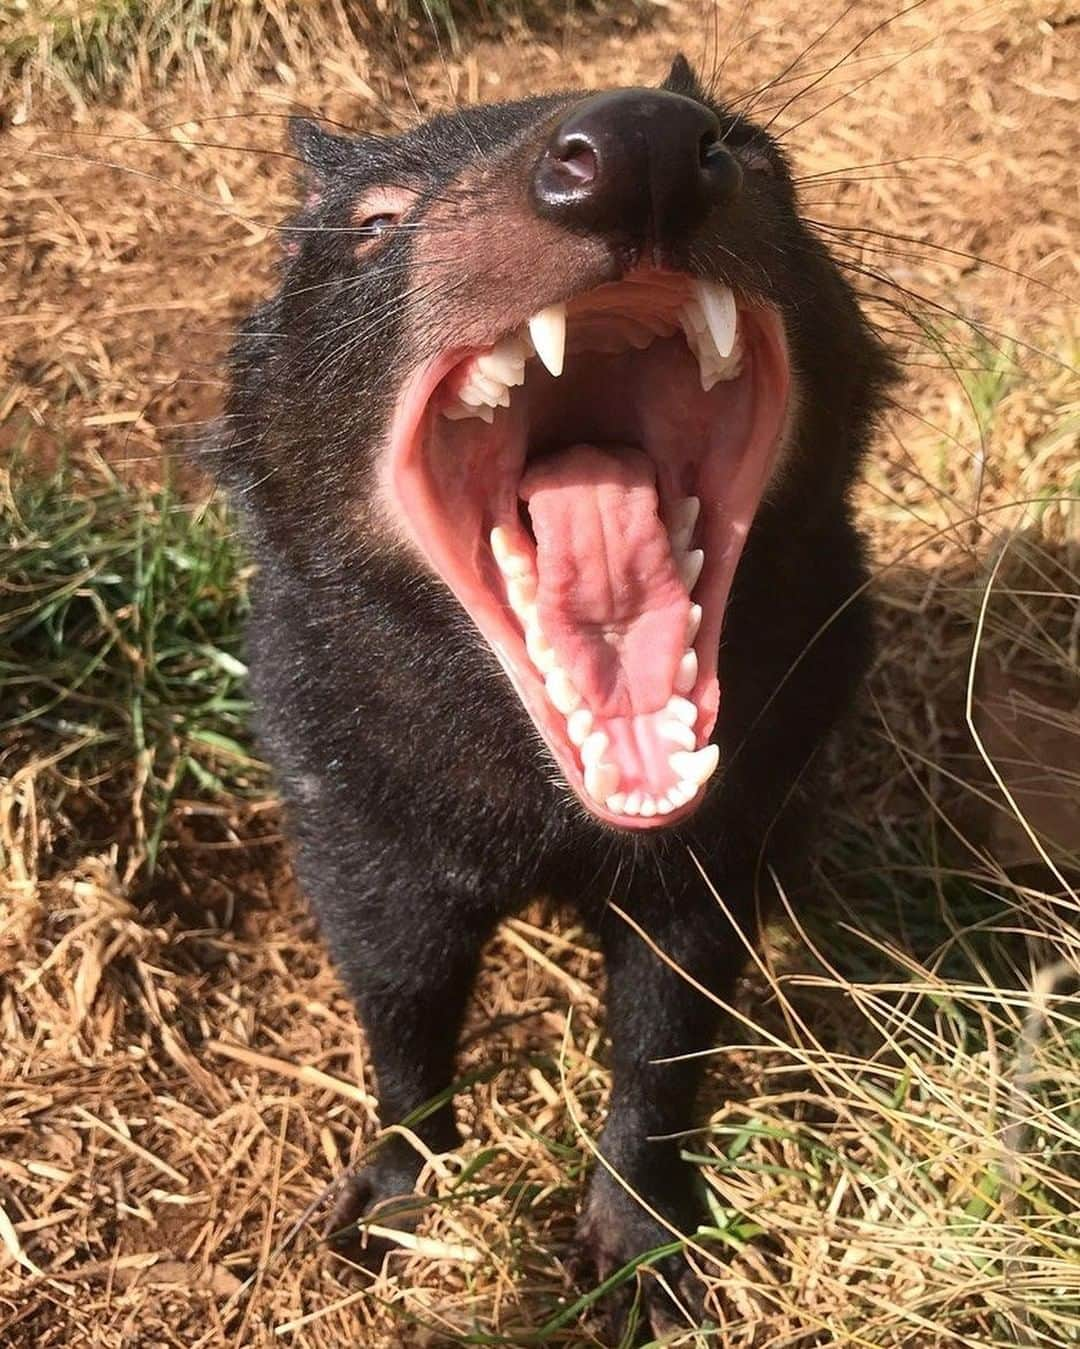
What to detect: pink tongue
<box><xmin>520</xmin><ymin>444</ymin><xmax>689</xmax><ymax>718</ymax></box>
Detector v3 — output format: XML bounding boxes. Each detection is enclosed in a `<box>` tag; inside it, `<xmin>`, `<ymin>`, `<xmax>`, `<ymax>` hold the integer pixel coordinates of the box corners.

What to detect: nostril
<box><xmin>555</xmin><ymin>136</ymin><xmax>598</xmax><ymax>186</ymax></box>
<box><xmin>700</xmin><ymin>132</ymin><xmax>743</xmax><ymax>200</ymax></box>
<box><xmin>699</xmin><ymin>129</ymin><xmax>720</xmax><ymax>166</ymax></box>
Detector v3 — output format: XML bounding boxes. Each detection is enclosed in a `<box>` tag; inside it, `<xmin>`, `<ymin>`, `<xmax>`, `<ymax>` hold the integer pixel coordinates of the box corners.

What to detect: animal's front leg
<box><xmin>321</xmin><ymin>885</ymin><xmax>495</xmax><ymax>1262</ymax></box>
<box><xmin>579</xmin><ymin>878</ymin><xmax>751</xmax><ymax>1341</ymax></box>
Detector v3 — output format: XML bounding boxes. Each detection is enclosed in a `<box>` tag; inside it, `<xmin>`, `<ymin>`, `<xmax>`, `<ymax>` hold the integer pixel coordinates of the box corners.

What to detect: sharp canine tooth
<box><xmin>675</xmin><ymin>650</ymin><xmax>698</xmax><ymax>694</ymax></box>
<box><xmin>581</xmin><ymin>731</ymin><xmax>610</xmax><ymax>767</ymax></box>
<box><xmin>669</xmin><ymin>744</ymin><xmax>720</xmax><ymax>786</ymax></box>
<box><xmin>666</xmin><ymin>695</ymin><xmax>698</xmax><ymax>726</ymax></box>
<box><xmin>585</xmin><ymin>761</ymin><xmax>619</xmax><ymax>803</ymax></box>
<box><xmin>680</xmin><ymin>549</ymin><xmax>705</xmax><ymax>592</ymax></box>
<box><xmin>546</xmin><ymin>668</ymin><xmax>580</xmax><ymax>715</ymax></box>
<box><xmin>567</xmin><ymin>708</ymin><xmax>594</xmax><ymax>745</ymax></box>
<box><xmin>528</xmin><ymin>304</ymin><xmax>566</xmax><ymax>377</ymax></box>
<box><xmin>695</xmin><ymin>281</ymin><xmax>737</xmax><ymax>359</ymax></box>
<box><xmin>687</xmin><ymin>603</ymin><xmax>703</xmax><ymax>643</ymax></box>
<box><xmin>660</xmin><ymin>719</ymin><xmax>696</xmax><ymax>751</ymax></box>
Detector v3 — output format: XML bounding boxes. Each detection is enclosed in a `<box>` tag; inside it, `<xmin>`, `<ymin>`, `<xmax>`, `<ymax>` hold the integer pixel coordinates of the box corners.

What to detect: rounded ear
<box><xmin>662</xmin><ymin>53</ymin><xmax>707</xmax><ymax>100</ymax></box>
<box><xmin>289</xmin><ymin>117</ymin><xmax>359</xmax><ymax>177</ymax></box>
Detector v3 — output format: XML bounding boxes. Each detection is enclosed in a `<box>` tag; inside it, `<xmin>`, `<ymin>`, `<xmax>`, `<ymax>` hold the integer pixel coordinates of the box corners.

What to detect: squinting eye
<box><xmin>359</xmin><ymin>213</ymin><xmax>399</xmax><ymax>236</ymax></box>
<box><xmin>351</xmin><ymin>187</ymin><xmax>418</xmax><ymax>259</ymax></box>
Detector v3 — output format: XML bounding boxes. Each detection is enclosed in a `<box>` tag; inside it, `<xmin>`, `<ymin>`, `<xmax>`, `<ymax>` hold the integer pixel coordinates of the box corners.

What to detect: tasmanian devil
<box><xmin>214</xmin><ymin>54</ymin><xmax>894</xmax><ymax>1335</ymax></box>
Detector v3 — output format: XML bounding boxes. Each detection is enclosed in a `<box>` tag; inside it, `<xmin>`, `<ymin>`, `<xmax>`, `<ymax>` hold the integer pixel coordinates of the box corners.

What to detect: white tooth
<box><xmin>679</xmin><ymin>549</ymin><xmax>705</xmax><ymax>593</ymax></box>
<box><xmin>477</xmin><ymin>339</ymin><xmax>527</xmax><ymax>386</ymax></box>
<box><xmin>567</xmin><ymin>708</ymin><xmax>594</xmax><ymax>746</ymax></box>
<box><xmin>546</xmin><ymin>668</ymin><xmax>580</xmax><ymax>715</ymax></box>
<box><xmin>459</xmin><ymin>380</ymin><xmax>493</xmax><ymax>407</ymax></box>
<box><xmin>581</xmin><ymin>731</ymin><xmax>610</xmax><ymax>768</ymax></box>
<box><xmin>606</xmin><ymin>793</ymin><xmax>627</xmax><ymax>814</ymax></box>
<box><xmin>675</xmin><ymin>649</ymin><xmax>698</xmax><ymax>694</ymax></box>
<box><xmin>687</xmin><ymin>603</ymin><xmax>703</xmax><ymax>644</ymax></box>
<box><xmin>470</xmin><ymin>371</ymin><xmax>510</xmax><ymax>405</ymax></box>
<box><xmin>528</xmin><ymin>303</ymin><xmax>566</xmax><ymax>377</ymax></box>
<box><xmin>490</xmin><ymin>524</ymin><xmax>513</xmax><ymax>563</ymax></box>
<box><xmin>695</xmin><ymin>280</ymin><xmax>737</xmax><ymax>359</ymax></box>
<box><xmin>639</xmin><ymin>795</ymin><xmax>657</xmax><ymax>818</ymax></box>
<box><xmin>622</xmin><ymin>791</ymin><xmax>643</xmax><ymax>816</ymax></box>
<box><xmin>501</xmin><ymin>552</ymin><xmax>533</xmax><ymax>581</ymax></box>
<box><xmin>526</xmin><ymin>624</ymin><xmax>556</xmax><ymax>673</ymax></box>
<box><xmin>666</xmin><ymin>695</ymin><xmax>698</xmax><ymax>727</ymax></box>
<box><xmin>681</xmin><ymin>300</ymin><xmax>707</xmax><ymax>335</ymax></box>
<box><xmin>668</xmin><ymin>781</ymin><xmax>698</xmax><ymax>806</ymax></box>
<box><xmin>669</xmin><ymin>744</ymin><xmax>720</xmax><ymax>787</ymax></box>
<box><xmin>490</xmin><ymin>527</ymin><xmax>532</xmax><ymax>579</ymax></box>
<box><xmin>659</xmin><ymin>719</ymin><xmax>696</xmax><ymax>751</ymax></box>
<box><xmin>507</xmin><ymin>575</ymin><xmax>537</xmax><ymax>615</ymax></box>
<box><xmin>443</xmin><ymin>400</ymin><xmax>494</xmax><ymax>423</ymax></box>
<box><xmin>656</xmin><ymin>796</ymin><xmax>675</xmax><ymax>815</ymax></box>
<box><xmin>585</xmin><ymin>761</ymin><xmax>619</xmax><ymax>803</ymax></box>
<box><xmin>694</xmin><ymin>336</ymin><xmax>743</xmax><ymax>391</ymax></box>
<box><xmin>670</xmin><ymin>497</ymin><xmax>700</xmax><ymax>553</ymax></box>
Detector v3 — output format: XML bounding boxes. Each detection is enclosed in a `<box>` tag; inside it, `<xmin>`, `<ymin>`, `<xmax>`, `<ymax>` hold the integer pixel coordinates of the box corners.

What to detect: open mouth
<box><xmin>388</xmin><ymin>269</ymin><xmax>791</xmax><ymax>829</ymax></box>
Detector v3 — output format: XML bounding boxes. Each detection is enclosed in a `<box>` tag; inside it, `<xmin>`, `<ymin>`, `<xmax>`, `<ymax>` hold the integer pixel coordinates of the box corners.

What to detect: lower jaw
<box><xmin>387</xmin><ymin>303</ymin><xmax>791</xmax><ymax>831</ymax></box>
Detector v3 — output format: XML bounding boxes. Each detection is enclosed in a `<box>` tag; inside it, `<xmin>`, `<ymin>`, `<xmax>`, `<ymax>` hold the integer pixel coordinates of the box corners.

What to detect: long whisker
<box><xmin>760</xmin><ymin>0</ymin><xmax>934</xmax><ymax>134</ymax></box>
<box><xmin>807</xmin><ymin>219</ymin><xmax>1078</xmax><ymax>304</ymax></box>
<box><xmin>732</xmin><ymin>0</ymin><xmax>865</xmax><ymax>129</ymax></box>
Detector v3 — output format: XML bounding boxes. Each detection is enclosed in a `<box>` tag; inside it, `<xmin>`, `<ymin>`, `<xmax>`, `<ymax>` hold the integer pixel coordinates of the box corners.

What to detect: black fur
<box><xmin>213</xmin><ymin>55</ymin><xmax>895</xmax><ymax>1338</ymax></box>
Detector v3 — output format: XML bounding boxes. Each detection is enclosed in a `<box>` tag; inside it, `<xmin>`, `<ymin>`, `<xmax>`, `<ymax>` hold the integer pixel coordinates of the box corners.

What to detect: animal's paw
<box><xmin>324</xmin><ymin>1163</ymin><xmax>428</xmax><ymax>1268</ymax></box>
<box><xmin>574</xmin><ymin>1176</ymin><xmax>714</xmax><ymax>1345</ymax></box>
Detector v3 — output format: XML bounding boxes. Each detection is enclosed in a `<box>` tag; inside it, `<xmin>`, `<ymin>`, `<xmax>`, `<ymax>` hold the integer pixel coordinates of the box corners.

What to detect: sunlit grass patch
<box><xmin>1</xmin><ymin>0</ymin><xmax>634</xmax><ymax>106</ymax></box>
<box><xmin>679</xmin><ymin>825</ymin><xmax>1080</xmax><ymax>1346</ymax></box>
<box><xmin>0</xmin><ymin>455</ymin><xmax>261</xmax><ymax>874</ymax></box>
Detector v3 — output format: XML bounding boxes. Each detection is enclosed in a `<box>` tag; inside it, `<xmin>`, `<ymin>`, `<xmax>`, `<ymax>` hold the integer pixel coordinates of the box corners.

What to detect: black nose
<box><xmin>531</xmin><ymin>89</ymin><xmax>740</xmax><ymax>252</ymax></box>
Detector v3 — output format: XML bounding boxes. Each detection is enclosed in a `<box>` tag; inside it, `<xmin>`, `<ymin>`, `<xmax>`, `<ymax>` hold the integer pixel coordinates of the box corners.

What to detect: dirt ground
<box><xmin>2</xmin><ymin>1</ymin><xmax>1077</xmax><ymax>1346</ymax></box>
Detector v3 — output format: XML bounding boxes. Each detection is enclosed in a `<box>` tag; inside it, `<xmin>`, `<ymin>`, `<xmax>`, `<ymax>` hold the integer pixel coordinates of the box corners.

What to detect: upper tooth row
<box><xmin>444</xmin><ymin>335</ymin><xmax>530</xmax><ymax>423</ymax></box>
<box><xmin>491</xmin><ymin>524</ymin><xmax>718</xmax><ymax>819</ymax></box>
<box><xmin>443</xmin><ymin>281</ymin><xmax>739</xmax><ymax>421</ymax></box>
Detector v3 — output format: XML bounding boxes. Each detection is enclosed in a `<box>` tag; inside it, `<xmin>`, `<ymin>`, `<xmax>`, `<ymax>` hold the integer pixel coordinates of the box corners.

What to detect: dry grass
<box><xmin>1</xmin><ymin>1</ymin><xmax>1078</xmax><ymax>1345</ymax></box>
